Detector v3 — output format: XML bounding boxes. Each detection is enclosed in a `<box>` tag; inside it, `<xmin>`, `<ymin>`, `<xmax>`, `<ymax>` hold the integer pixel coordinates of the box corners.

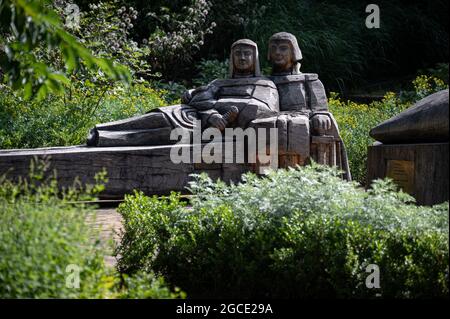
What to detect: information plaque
<box><xmin>386</xmin><ymin>160</ymin><xmax>415</xmax><ymax>195</ymax></box>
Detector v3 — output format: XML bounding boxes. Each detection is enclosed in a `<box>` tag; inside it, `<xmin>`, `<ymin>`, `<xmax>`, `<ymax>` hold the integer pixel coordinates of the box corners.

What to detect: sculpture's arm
<box><xmin>187</xmin><ymin>82</ymin><xmax>239</xmax><ymax>130</ymax></box>
<box><xmin>187</xmin><ymin>84</ymin><xmax>220</xmax><ymax>111</ymax></box>
<box><xmin>304</xmin><ymin>77</ymin><xmax>332</xmax><ymax>134</ymax></box>
<box><xmin>306</xmin><ymin>78</ymin><xmax>329</xmax><ymax>112</ymax></box>
<box><xmin>197</xmin><ymin>109</ymin><xmax>225</xmax><ymax>130</ymax></box>
<box><xmin>181</xmin><ymin>89</ymin><xmax>196</xmax><ymax>104</ymax></box>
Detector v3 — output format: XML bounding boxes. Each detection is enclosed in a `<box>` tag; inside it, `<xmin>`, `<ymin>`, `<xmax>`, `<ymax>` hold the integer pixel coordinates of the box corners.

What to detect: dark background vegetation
<box><xmin>95</xmin><ymin>0</ymin><xmax>449</xmax><ymax>94</ymax></box>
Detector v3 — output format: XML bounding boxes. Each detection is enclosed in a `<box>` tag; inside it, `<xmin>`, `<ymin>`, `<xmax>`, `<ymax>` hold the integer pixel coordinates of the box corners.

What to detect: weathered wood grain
<box><xmin>0</xmin><ymin>144</ymin><xmax>251</xmax><ymax>199</ymax></box>
<box><xmin>367</xmin><ymin>142</ymin><xmax>449</xmax><ymax>206</ymax></box>
<box><xmin>370</xmin><ymin>89</ymin><xmax>449</xmax><ymax>144</ymax></box>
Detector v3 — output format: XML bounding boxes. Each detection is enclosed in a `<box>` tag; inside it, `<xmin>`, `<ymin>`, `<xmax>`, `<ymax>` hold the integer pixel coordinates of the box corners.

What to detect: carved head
<box><xmin>268</xmin><ymin>32</ymin><xmax>302</xmax><ymax>75</ymax></box>
<box><xmin>229</xmin><ymin>39</ymin><xmax>261</xmax><ymax>78</ymax></box>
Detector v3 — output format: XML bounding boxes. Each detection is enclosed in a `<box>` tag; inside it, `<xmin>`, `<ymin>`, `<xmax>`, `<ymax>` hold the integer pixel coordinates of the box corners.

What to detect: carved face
<box><xmin>232</xmin><ymin>44</ymin><xmax>255</xmax><ymax>75</ymax></box>
<box><xmin>269</xmin><ymin>40</ymin><xmax>294</xmax><ymax>72</ymax></box>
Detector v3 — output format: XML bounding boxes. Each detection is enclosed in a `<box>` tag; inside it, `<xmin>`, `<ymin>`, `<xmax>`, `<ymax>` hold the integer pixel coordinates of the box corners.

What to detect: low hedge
<box><xmin>0</xmin><ymin>162</ymin><xmax>184</xmax><ymax>299</ymax></box>
<box><xmin>116</xmin><ymin>164</ymin><xmax>449</xmax><ymax>298</ymax></box>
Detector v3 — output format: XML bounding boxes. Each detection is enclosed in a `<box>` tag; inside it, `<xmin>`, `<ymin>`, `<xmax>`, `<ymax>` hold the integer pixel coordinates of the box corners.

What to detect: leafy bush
<box><xmin>116</xmin><ymin>164</ymin><xmax>449</xmax><ymax>298</ymax></box>
<box><xmin>193</xmin><ymin>59</ymin><xmax>229</xmax><ymax>86</ymax></box>
<box><xmin>0</xmin><ymin>81</ymin><xmax>166</xmax><ymax>149</ymax></box>
<box><xmin>411</xmin><ymin>75</ymin><xmax>448</xmax><ymax>100</ymax></box>
<box><xmin>420</xmin><ymin>63</ymin><xmax>449</xmax><ymax>85</ymax></box>
<box><xmin>57</xmin><ymin>0</ymin><xmax>153</xmax><ymax>79</ymax></box>
<box><xmin>0</xmin><ymin>160</ymin><xmax>184</xmax><ymax>298</ymax></box>
<box><xmin>117</xmin><ymin>271</ymin><xmax>186</xmax><ymax>299</ymax></box>
<box><xmin>0</xmin><ymin>0</ymin><xmax>130</xmax><ymax>99</ymax></box>
<box><xmin>151</xmin><ymin>80</ymin><xmax>187</xmax><ymax>105</ymax></box>
<box><xmin>330</xmin><ymin>75</ymin><xmax>449</xmax><ymax>184</ymax></box>
<box><xmin>329</xmin><ymin>92</ymin><xmax>409</xmax><ymax>184</ymax></box>
<box><xmin>140</xmin><ymin>0</ymin><xmax>216</xmax><ymax>79</ymax></box>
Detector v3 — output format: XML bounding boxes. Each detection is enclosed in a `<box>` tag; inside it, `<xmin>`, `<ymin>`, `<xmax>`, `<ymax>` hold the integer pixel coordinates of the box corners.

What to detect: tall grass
<box><xmin>204</xmin><ymin>0</ymin><xmax>448</xmax><ymax>92</ymax></box>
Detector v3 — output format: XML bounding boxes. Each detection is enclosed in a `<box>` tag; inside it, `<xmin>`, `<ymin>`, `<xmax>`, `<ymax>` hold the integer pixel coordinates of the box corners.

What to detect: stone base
<box><xmin>0</xmin><ymin>144</ymin><xmax>252</xmax><ymax>199</ymax></box>
<box><xmin>367</xmin><ymin>142</ymin><xmax>449</xmax><ymax>206</ymax></box>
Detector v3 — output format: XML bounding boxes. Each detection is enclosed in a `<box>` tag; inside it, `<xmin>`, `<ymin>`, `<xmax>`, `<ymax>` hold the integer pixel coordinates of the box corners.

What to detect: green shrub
<box><xmin>0</xmin><ymin>160</ymin><xmax>184</xmax><ymax>298</ymax></box>
<box><xmin>116</xmin><ymin>164</ymin><xmax>449</xmax><ymax>298</ymax></box>
<box><xmin>117</xmin><ymin>271</ymin><xmax>186</xmax><ymax>299</ymax></box>
<box><xmin>329</xmin><ymin>92</ymin><xmax>409</xmax><ymax>184</ymax></box>
<box><xmin>0</xmin><ymin>199</ymin><xmax>105</xmax><ymax>298</ymax></box>
<box><xmin>420</xmin><ymin>63</ymin><xmax>449</xmax><ymax>85</ymax></box>
<box><xmin>151</xmin><ymin>80</ymin><xmax>187</xmax><ymax>105</ymax></box>
<box><xmin>193</xmin><ymin>59</ymin><xmax>229</xmax><ymax>86</ymax></box>
<box><xmin>0</xmin><ymin>0</ymin><xmax>131</xmax><ymax>100</ymax></box>
<box><xmin>0</xmin><ymin>82</ymin><xmax>166</xmax><ymax>149</ymax></box>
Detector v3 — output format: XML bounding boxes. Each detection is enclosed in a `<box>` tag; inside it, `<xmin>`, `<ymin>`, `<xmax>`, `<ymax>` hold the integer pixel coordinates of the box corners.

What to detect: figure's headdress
<box><xmin>268</xmin><ymin>32</ymin><xmax>302</xmax><ymax>74</ymax></box>
<box><xmin>229</xmin><ymin>39</ymin><xmax>261</xmax><ymax>78</ymax></box>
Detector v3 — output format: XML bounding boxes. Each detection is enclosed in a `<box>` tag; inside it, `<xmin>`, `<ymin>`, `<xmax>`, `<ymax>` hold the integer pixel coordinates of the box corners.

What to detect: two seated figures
<box><xmin>86</xmin><ymin>32</ymin><xmax>351</xmax><ymax>180</ymax></box>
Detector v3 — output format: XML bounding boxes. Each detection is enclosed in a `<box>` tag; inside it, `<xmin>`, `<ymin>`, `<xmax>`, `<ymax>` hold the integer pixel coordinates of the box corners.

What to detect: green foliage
<box><xmin>203</xmin><ymin>0</ymin><xmax>448</xmax><ymax>92</ymax></box>
<box><xmin>64</xmin><ymin>1</ymin><xmax>152</xmax><ymax>79</ymax></box>
<box><xmin>0</xmin><ymin>158</ymin><xmax>106</xmax><ymax>298</ymax></box>
<box><xmin>2</xmin><ymin>1</ymin><xmax>447</xmax><ymax>93</ymax></box>
<box><xmin>411</xmin><ymin>75</ymin><xmax>448</xmax><ymax>100</ymax></box>
<box><xmin>0</xmin><ymin>81</ymin><xmax>166</xmax><ymax>148</ymax></box>
<box><xmin>330</xmin><ymin>75</ymin><xmax>449</xmax><ymax>184</ymax></box>
<box><xmin>0</xmin><ymin>159</ymin><xmax>184</xmax><ymax>298</ymax></box>
<box><xmin>0</xmin><ymin>0</ymin><xmax>130</xmax><ymax>99</ymax></box>
<box><xmin>143</xmin><ymin>0</ymin><xmax>216</xmax><ymax>79</ymax></box>
<box><xmin>329</xmin><ymin>92</ymin><xmax>408</xmax><ymax>184</ymax></box>
<box><xmin>192</xmin><ymin>58</ymin><xmax>229</xmax><ymax>86</ymax></box>
<box><xmin>151</xmin><ymin>80</ymin><xmax>187</xmax><ymax>105</ymax></box>
<box><xmin>116</xmin><ymin>164</ymin><xmax>449</xmax><ymax>298</ymax></box>
<box><xmin>117</xmin><ymin>271</ymin><xmax>186</xmax><ymax>299</ymax></box>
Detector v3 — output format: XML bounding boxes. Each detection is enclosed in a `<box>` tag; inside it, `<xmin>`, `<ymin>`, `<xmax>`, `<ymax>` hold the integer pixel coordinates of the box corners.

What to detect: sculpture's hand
<box><xmin>181</xmin><ymin>89</ymin><xmax>195</xmax><ymax>104</ymax></box>
<box><xmin>311</xmin><ymin>114</ymin><xmax>332</xmax><ymax>135</ymax></box>
<box><xmin>208</xmin><ymin>113</ymin><xmax>228</xmax><ymax>131</ymax></box>
<box><xmin>223</xmin><ymin>105</ymin><xmax>239</xmax><ymax>124</ymax></box>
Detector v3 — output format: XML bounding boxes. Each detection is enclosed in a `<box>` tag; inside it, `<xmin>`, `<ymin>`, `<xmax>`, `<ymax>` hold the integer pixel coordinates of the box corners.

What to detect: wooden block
<box><xmin>367</xmin><ymin>142</ymin><xmax>449</xmax><ymax>206</ymax></box>
<box><xmin>287</xmin><ymin>114</ymin><xmax>310</xmax><ymax>158</ymax></box>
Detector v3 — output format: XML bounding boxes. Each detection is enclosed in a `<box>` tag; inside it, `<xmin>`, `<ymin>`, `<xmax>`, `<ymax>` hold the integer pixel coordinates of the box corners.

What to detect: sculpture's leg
<box><xmin>278</xmin><ymin>113</ymin><xmax>310</xmax><ymax>168</ymax></box>
<box><xmin>95</xmin><ymin>112</ymin><xmax>170</xmax><ymax>131</ymax></box>
<box><xmin>87</xmin><ymin>112</ymin><xmax>175</xmax><ymax>147</ymax></box>
<box><xmin>248</xmin><ymin>116</ymin><xmax>279</xmax><ymax>174</ymax></box>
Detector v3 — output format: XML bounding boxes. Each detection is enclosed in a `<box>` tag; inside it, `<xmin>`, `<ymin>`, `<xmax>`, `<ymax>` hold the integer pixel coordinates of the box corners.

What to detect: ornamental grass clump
<box><xmin>116</xmin><ymin>164</ymin><xmax>449</xmax><ymax>298</ymax></box>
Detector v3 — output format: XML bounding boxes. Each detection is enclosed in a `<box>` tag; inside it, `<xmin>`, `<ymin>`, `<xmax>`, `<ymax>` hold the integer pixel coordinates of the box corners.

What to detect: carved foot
<box><xmin>86</xmin><ymin>128</ymin><xmax>99</xmax><ymax>146</ymax></box>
